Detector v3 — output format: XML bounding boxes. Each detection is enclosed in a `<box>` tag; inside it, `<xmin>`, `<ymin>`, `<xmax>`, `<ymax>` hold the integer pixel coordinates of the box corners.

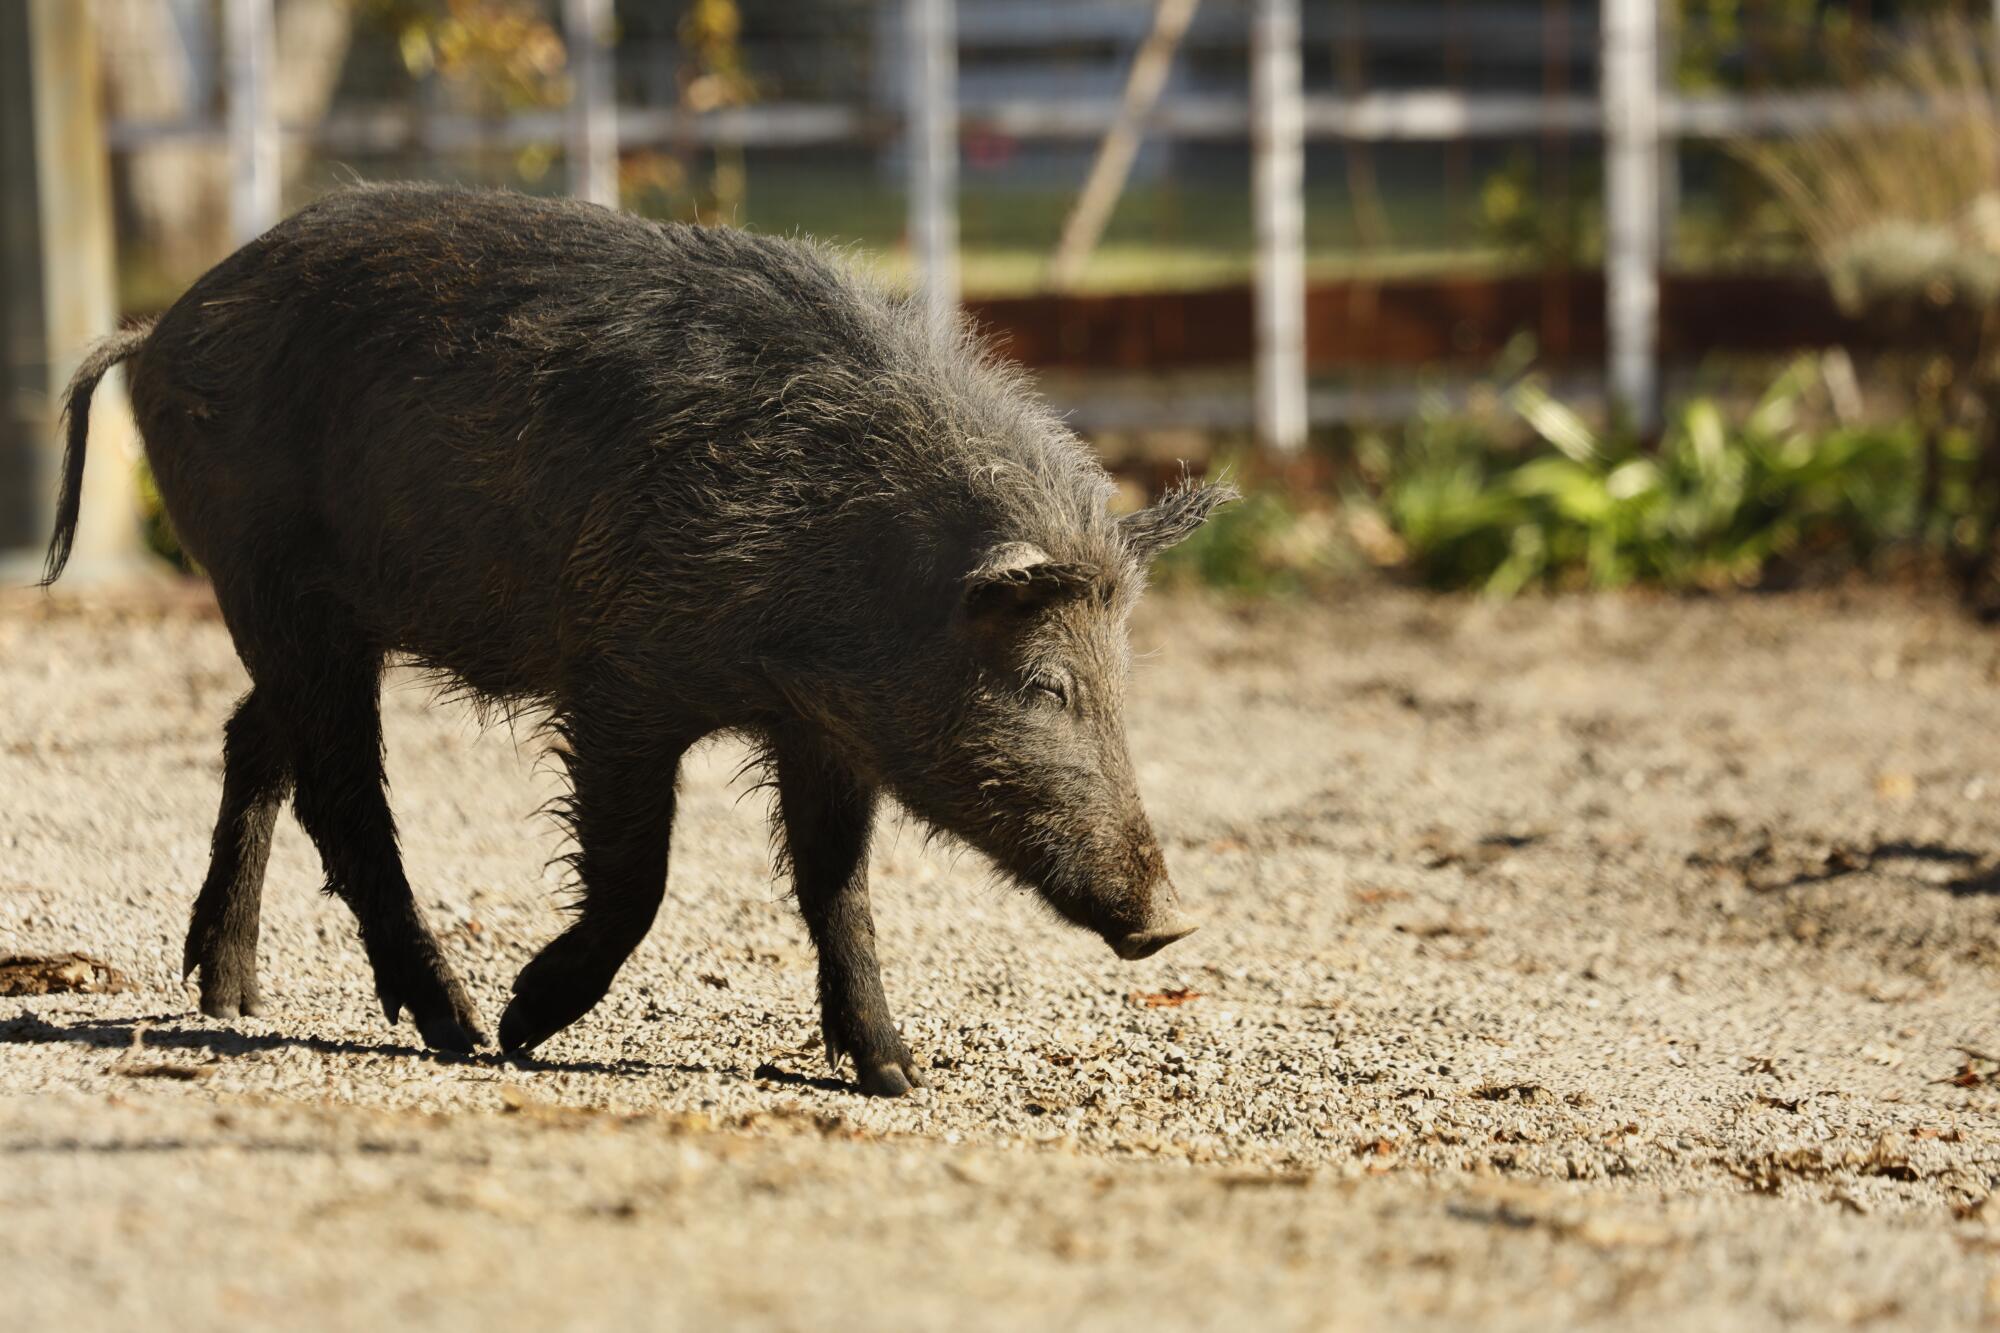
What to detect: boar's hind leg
<box><xmin>773</xmin><ymin>731</ymin><xmax>924</xmax><ymax>1098</ymax></box>
<box><xmin>499</xmin><ymin>723</ymin><xmax>685</xmax><ymax>1056</ymax></box>
<box><xmin>264</xmin><ymin>616</ymin><xmax>487</xmax><ymax>1053</ymax></box>
<box><xmin>183</xmin><ymin>687</ymin><xmax>290</xmax><ymax>1018</ymax></box>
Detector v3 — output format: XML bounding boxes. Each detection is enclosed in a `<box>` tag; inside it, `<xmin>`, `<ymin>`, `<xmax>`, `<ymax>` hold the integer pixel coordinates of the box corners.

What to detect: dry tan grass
<box><xmin>1737</xmin><ymin>18</ymin><xmax>2000</xmax><ymax>315</ymax></box>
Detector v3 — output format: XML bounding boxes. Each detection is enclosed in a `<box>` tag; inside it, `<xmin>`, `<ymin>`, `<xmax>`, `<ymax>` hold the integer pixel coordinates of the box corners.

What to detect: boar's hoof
<box><xmin>857</xmin><ymin>1060</ymin><xmax>926</xmax><ymax>1098</ymax></box>
<box><xmin>497</xmin><ymin>934</ymin><xmax>627</xmax><ymax>1056</ymax></box>
<box><xmin>827</xmin><ymin>1026</ymin><xmax>928</xmax><ymax>1097</ymax></box>
<box><xmin>198</xmin><ymin>984</ymin><xmax>266</xmax><ymax>1021</ymax></box>
<box><xmin>184</xmin><ymin>929</ymin><xmax>266</xmax><ymax>1019</ymax></box>
<box><xmin>496</xmin><ymin>1000</ymin><xmax>561</xmax><ymax>1057</ymax></box>
<box><xmin>401</xmin><ymin>993</ymin><xmax>487</xmax><ymax>1055</ymax></box>
<box><xmin>1109</xmin><ymin>916</ymin><xmax>1199</xmax><ymax>961</ymax></box>
<box><xmin>377</xmin><ymin>955</ymin><xmax>488</xmax><ymax>1054</ymax></box>
<box><xmin>186</xmin><ymin>955</ymin><xmax>266</xmax><ymax>1020</ymax></box>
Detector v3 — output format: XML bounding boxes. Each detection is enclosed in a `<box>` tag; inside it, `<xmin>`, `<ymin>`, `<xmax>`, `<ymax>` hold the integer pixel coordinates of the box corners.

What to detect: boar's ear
<box><xmin>963</xmin><ymin>541</ymin><xmax>1099</xmax><ymax>619</ymax></box>
<box><xmin>1118</xmin><ymin>479</ymin><xmax>1240</xmax><ymax>562</ymax></box>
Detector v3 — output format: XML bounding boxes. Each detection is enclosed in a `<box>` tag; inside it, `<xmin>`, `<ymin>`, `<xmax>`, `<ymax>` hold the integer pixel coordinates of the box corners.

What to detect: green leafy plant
<box><xmin>1345</xmin><ymin>358</ymin><xmax>1974</xmax><ymax>597</ymax></box>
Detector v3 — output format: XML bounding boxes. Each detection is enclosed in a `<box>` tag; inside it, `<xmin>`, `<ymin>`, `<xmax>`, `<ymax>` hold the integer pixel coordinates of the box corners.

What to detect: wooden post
<box><xmin>907</xmin><ymin>0</ymin><xmax>959</xmax><ymax>323</ymax></box>
<box><xmin>564</xmin><ymin>0</ymin><xmax>618</xmax><ymax>210</ymax></box>
<box><xmin>1252</xmin><ymin>0</ymin><xmax>1307</xmax><ymax>453</ymax></box>
<box><xmin>1603</xmin><ymin>0</ymin><xmax>1661</xmax><ymax>433</ymax></box>
<box><xmin>224</xmin><ymin>0</ymin><xmax>280</xmax><ymax>243</ymax></box>
<box><xmin>1047</xmin><ymin>0</ymin><xmax>1201</xmax><ymax>291</ymax></box>
<box><xmin>0</xmin><ymin>0</ymin><xmax>143</xmax><ymax>580</ymax></box>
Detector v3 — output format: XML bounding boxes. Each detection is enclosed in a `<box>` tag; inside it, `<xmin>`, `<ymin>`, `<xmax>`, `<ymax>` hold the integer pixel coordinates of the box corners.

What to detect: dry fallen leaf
<box><xmin>1569</xmin><ymin>1216</ymin><xmax>1673</xmax><ymax>1250</ymax></box>
<box><xmin>1722</xmin><ymin>1147</ymin><xmax>1828</xmax><ymax>1194</ymax></box>
<box><xmin>497</xmin><ymin>1084</ymin><xmax>540</xmax><ymax>1113</ymax></box>
<box><xmin>1851</xmin><ymin>1134</ymin><xmax>1921</xmax><ymax>1182</ymax></box>
<box><xmin>1218</xmin><ymin>1170</ymin><xmax>1313</xmax><ymax>1189</ymax></box>
<box><xmin>117</xmin><ymin>1062</ymin><xmax>215</xmax><ymax>1082</ymax></box>
<box><xmin>944</xmin><ymin>1157</ymin><xmax>997</xmax><ymax>1186</ymax></box>
<box><xmin>1131</xmin><ymin>987</ymin><xmax>1203</xmax><ymax>1009</ymax></box>
<box><xmin>1352</xmin><ymin>887</ymin><xmax>1409</xmax><ymax>906</ymax></box>
<box><xmin>1934</xmin><ymin>1054</ymin><xmax>1999</xmax><ymax>1090</ymax></box>
<box><xmin>0</xmin><ymin>953</ymin><xmax>131</xmax><ymax>996</ymax></box>
<box><xmin>1397</xmin><ymin>919</ymin><xmax>1491</xmax><ymax>941</ymax></box>
<box><xmin>1874</xmin><ymin>771</ymin><xmax>1917</xmax><ymax>802</ymax></box>
<box><xmin>1859</xmin><ymin>1042</ymin><xmax>1905</xmax><ymax>1069</ymax></box>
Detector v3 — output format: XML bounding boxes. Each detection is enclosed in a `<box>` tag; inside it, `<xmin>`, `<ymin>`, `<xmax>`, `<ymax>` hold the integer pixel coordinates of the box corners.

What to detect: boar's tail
<box><xmin>41</xmin><ymin>324</ymin><xmax>152</xmax><ymax>587</ymax></box>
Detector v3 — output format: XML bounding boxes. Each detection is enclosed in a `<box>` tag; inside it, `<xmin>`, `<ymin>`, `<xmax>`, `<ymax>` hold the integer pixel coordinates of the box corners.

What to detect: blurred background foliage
<box><xmin>1158</xmin><ymin>351</ymin><xmax>1988</xmax><ymax>600</ymax></box>
<box><xmin>364</xmin><ymin>0</ymin><xmax>569</xmax><ymax>107</ymax></box>
<box><xmin>98</xmin><ymin>1</ymin><xmax>2000</xmax><ymax>608</ymax></box>
<box><xmin>1351</xmin><ymin>358</ymin><xmax>1974</xmax><ymax>596</ymax></box>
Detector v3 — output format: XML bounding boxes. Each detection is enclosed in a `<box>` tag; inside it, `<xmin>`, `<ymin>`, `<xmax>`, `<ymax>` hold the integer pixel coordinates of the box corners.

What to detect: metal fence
<box><xmin>85</xmin><ymin>0</ymin><xmax>2000</xmax><ymax>445</ymax></box>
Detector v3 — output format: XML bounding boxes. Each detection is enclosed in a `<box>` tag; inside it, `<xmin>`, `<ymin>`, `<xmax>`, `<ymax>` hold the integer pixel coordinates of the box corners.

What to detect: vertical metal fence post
<box><xmin>564</xmin><ymin>0</ymin><xmax>618</xmax><ymax>210</ymax></box>
<box><xmin>1252</xmin><ymin>0</ymin><xmax>1307</xmax><ymax>453</ymax></box>
<box><xmin>1603</xmin><ymin>0</ymin><xmax>1661</xmax><ymax>434</ymax></box>
<box><xmin>223</xmin><ymin>0</ymin><xmax>280</xmax><ymax>244</ymax></box>
<box><xmin>907</xmin><ymin>0</ymin><xmax>959</xmax><ymax>324</ymax></box>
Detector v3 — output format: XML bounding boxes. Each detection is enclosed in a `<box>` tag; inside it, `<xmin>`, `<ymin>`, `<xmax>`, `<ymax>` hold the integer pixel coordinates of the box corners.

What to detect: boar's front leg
<box><xmin>499</xmin><ymin>721</ymin><xmax>685</xmax><ymax>1056</ymax></box>
<box><xmin>773</xmin><ymin>730</ymin><xmax>925</xmax><ymax>1098</ymax></box>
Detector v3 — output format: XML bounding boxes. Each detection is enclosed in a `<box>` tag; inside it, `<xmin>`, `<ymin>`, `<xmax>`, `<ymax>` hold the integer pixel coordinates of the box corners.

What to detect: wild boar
<box><xmin>42</xmin><ymin>183</ymin><xmax>1231</xmax><ymax>1095</ymax></box>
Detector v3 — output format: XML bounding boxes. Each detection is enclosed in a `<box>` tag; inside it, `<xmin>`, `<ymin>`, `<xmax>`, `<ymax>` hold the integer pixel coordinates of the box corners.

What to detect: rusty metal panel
<box><xmin>967</xmin><ymin>271</ymin><xmax>1866</xmax><ymax>374</ymax></box>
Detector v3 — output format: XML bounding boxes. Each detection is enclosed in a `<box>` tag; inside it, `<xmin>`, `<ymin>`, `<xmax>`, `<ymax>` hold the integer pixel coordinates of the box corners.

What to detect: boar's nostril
<box><xmin>1108</xmin><ymin>914</ymin><xmax>1198</xmax><ymax>961</ymax></box>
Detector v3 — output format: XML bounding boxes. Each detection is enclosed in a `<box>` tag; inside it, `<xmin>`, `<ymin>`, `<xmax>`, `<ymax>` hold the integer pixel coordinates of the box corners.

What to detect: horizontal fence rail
<box><xmin>103</xmin><ymin>89</ymin><xmax>1959</xmax><ymax>152</ymax></box>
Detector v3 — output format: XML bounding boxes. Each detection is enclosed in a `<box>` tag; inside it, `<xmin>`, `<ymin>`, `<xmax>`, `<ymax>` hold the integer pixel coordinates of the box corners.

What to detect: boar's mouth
<box><xmin>894</xmin><ymin>786</ymin><xmax>1198</xmax><ymax>958</ymax></box>
<box><xmin>1106</xmin><ymin>910</ymin><xmax>1199</xmax><ymax>960</ymax></box>
<box><xmin>988</xmin><ymin>843</ymin><xmax>1199</xmax><ymax>960</ymax></box>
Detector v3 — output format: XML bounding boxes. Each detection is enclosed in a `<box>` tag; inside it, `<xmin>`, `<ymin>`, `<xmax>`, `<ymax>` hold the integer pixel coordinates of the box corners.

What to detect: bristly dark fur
<box><xmin>46</xmin><ymin>183</ymin><xmax>1231</xmax><ymax>1093</ymax></box>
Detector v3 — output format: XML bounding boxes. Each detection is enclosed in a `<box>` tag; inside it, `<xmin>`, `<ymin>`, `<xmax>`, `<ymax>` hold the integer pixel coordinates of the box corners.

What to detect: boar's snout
<box><xmin>1106</xmin><ymin>904</ymin><xmax>1198</xmax><ymax>961</ymax></box>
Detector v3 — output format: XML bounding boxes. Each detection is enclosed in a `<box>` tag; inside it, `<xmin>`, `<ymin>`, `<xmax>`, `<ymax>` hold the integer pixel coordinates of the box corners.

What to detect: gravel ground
<box><xmin>6</xmin><ymin>581</ymin><xmax>2000</xmax><ymax>1329</ymax></box>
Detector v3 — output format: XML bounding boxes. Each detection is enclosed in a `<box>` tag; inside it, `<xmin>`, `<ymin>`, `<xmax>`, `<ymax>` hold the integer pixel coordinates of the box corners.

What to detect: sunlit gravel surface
<box><xmin>6</xmin><ymin>582</ymin><xmax>2000</xmax><ymax>1328</ymax></box>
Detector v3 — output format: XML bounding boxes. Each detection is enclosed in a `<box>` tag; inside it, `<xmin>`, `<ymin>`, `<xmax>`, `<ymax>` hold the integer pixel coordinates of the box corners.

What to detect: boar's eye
<box><xmin>1026</xmin><ymin>674</ymin><xmax>1071</xmax><ymax>708</ymax></box>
